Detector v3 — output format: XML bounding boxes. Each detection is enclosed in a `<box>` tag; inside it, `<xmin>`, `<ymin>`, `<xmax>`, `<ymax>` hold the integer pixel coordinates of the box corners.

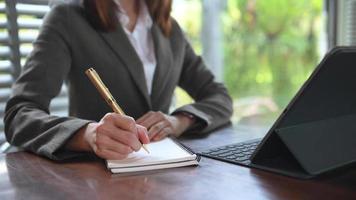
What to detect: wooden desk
<box><xmin>0</xmin><ymin>126</ymin><xmax>355</xmax><ymax>200</ymax></box>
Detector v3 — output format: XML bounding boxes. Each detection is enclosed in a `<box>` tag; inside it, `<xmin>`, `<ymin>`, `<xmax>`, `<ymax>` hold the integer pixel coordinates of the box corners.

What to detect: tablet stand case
<box><xmin>249</xmin><ymin>47</ymin><xmax>356</xmax><ymax>179</ymax></box>
<box><xmin>251</xmin><ymin>114</ymin><xmax>356</xmax><ymax>178</ymax></box>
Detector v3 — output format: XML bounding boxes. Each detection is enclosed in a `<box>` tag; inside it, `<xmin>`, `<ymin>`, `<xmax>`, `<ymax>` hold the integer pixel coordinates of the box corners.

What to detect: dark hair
<box><xmin>83</xmin><ymin>0</ymin><xmax>172</xmax><ymax>36</ymax></box>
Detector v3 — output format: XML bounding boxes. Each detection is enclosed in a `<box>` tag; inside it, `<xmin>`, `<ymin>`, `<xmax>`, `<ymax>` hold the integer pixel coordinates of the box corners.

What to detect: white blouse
<box><xmin>115</xmin><ymin>0</ymin><xmax>157</xmax><ymax>95</ymax></box>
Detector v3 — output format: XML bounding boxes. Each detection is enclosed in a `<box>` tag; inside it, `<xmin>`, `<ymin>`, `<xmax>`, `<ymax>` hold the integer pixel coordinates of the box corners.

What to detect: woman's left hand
<box><xmin>136</xmin><ymin>111</ymin><xmax>195</xmax><ymax>141</ymax></box>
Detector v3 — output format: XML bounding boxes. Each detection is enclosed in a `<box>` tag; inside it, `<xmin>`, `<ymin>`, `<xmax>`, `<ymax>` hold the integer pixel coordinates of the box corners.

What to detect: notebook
<box><xmin>107</xmin><ymin>137</ymin><xmax>200</xmax><ymax>173</ymax></box>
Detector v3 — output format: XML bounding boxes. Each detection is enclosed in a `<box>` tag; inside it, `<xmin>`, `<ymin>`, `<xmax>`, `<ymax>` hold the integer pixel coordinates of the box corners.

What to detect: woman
<box><xmin>4</xmin><ymin>0</ymin><xmax>232</xmax><ymax>161</ymax></box>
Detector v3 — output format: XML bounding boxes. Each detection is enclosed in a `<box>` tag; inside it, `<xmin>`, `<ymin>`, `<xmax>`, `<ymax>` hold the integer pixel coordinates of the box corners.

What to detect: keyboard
<box><xmin>201</xmin><ymin>138</ymin><xmax>262</xmax><ymax>166</ymax></box>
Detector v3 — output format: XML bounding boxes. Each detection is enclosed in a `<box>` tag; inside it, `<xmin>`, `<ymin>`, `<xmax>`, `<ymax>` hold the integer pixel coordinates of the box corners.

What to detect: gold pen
<box><xmin>85</xmin><ymin>67</ymin><xmax>150</xmax><ymax>154</ymax></box>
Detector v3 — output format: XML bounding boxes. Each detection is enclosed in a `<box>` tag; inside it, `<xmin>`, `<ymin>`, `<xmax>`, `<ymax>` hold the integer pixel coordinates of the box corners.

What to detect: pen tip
<box><xmin>142</xmin><ymin>144</ymin><xmax>150</xmax><ymax>154</ymax></box>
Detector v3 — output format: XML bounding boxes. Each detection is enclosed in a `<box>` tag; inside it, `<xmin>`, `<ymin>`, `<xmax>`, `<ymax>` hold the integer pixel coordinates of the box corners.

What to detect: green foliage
<box><xmin>223</xmin><ymin>0</ymin><xmax>323</xmax><ymax>107</ymax></box>
<box><xmin>172</xmin><ymin>0</ymin><xmax>323</xmax><ymax>123</ymax></box>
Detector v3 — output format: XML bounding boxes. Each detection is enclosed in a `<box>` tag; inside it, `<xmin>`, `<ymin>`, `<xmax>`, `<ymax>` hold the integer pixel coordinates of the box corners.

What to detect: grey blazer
<box><xmin>4</xmin><ymin>3</ymin><xmax>233</xmax><ymax>160</ymax></box>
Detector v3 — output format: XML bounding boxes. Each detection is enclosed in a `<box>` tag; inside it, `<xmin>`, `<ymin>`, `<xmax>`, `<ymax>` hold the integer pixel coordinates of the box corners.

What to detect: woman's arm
<box><xmin>172</xmin><ymin>24</ymin><xmax>233</xmax><ymax>134</ymax></box>
<box><xmin>4</xmin><ymin>5</ymin><xmax>94</xmax><ymax>160</ymax></box>
<box><xmin>5</xmin><ymin>4</ymin><xmax>150</xmax><ymax>161</ymax></box>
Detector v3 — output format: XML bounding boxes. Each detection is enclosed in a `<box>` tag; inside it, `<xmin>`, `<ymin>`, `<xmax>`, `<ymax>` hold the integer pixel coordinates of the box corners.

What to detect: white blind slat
<box><xmin>337</xmin><ymin>0</ymin><xmax>356</xmax><ymax>45</ymax></box>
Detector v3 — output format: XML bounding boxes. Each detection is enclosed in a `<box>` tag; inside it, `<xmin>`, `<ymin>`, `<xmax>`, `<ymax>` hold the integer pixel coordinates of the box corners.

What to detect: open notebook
<box><xmin>107</xmin><ymin>137</ymin><xmax>200</xmax><ymax>173</ymax></box>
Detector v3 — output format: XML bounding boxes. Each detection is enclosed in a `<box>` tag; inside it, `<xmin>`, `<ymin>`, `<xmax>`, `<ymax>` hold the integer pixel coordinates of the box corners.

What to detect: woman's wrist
<box><xmin>66</xmin><ymin>122</ymin><xmax>96</xmax><ymax>152</ymax></box>
<box><xmin>173</xmin><ymin>112</ymin><xmax>196</xmax><ymax>135</ymax></box>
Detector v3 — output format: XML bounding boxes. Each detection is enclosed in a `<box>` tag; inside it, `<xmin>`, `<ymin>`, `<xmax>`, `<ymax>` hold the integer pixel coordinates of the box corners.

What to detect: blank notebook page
<box><xmin>107</xmin><ymin>137</ymin><xmax>197</xmax><ymax>169</ymax></box>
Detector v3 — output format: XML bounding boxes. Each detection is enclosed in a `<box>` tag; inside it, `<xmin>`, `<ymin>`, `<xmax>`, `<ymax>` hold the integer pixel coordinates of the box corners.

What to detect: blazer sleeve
<box><xmin>172</xmin><ymin>26</ymin><xmax>233</xmax><ymax>134</ymax></box>
<box><xmin>4</xmin><ymin>5</ymin><xmax>92</xmax><ymax>160</ymax></box>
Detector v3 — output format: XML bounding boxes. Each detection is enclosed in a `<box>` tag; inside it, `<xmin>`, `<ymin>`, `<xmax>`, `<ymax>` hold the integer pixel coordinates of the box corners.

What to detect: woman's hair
<box><xmin>83</xmin><ymin>0</ymin><xmax>172</xmax><ymax>36</ymax></box>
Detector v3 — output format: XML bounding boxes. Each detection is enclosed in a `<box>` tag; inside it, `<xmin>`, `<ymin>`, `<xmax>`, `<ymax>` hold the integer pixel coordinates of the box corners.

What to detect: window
<box><xmin>335</xmin><ymin>0</ymin><xmax>356</xmax><ymax>46</ymax></box>
<box><xmin>172</xmin><ymin>0</ymin><xmax>325</xmax><ymax>129</ymax></box>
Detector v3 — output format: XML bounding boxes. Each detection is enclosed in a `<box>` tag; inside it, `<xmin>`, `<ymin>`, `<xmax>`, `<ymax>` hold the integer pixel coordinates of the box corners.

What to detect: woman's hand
<box><xmin>67</xmin><ymin>113</ymin><xmax>149</xmax><ymax>160</ymax></box>
<box><xmin>136</xmin><ymin>111</ymin><xmax>195</xmax><ymax>141</ymax></box>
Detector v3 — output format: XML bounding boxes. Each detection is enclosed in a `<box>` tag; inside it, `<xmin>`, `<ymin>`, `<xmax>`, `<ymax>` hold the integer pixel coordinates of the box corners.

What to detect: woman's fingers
<box><xmin>152</xmin><ymin>127</ymin><xmax>171</xmax><ymax>141</ymax></box>
<box><xmin>137</xmin><ymin>112</ymin><xmax>165</xmax><ymax>129</ymax></box>
<box><xmin>136</xmin><ymin>124</ymin><xmax>150</xmax><ymax>144</ymax></box>
<box><xmin>95</xmin><ymin>134</ymin><xmax>133</xmax><ymax>155</ymax></box>
<box><xmin>95</xmin><ymin>148</ymin><xmax>129</xmax><ymax>160</ymax></box>
<box><xmin>136</xmin><ymin>111</ymin><xmax>153</xmax><ymax>124</ymax></box>
<box><xmin>137</xmin><ymin>111</ymin><xmax>179</xmax><ymax>141</ymax></box>
<box><xmin>148</xmin><ymin>121</ymin><xmax>168</xmax><ymax>139</ymax></box>
<box><xmin>96</xmin><ymin>123</ymin><xmax>142</xmax><ymax>151</ymax></box>
<box><xmin>103</xmin><ymin>113</ymin><xmax>137</xmax><ymax>132</ymax></box>
<box><xmin>97</xmin><ymin>113</ymin><xmax>145</xmax><ymax>151</ymax></box>
<box><xmin>90</xmin><ymin>112</ymin><xmax>153</xmax><ymax>160</ymax></box>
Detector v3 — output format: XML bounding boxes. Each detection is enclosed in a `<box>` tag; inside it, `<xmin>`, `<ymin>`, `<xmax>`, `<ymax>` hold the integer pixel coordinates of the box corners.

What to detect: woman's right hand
<box><xmin>67</xmin><ymin>113</ymin><xmax>150</xmax><ymax>160</ymax></box>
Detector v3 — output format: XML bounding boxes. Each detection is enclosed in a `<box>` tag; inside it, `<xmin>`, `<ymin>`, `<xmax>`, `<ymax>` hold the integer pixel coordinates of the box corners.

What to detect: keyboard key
<box><xmin>240</xmin><ymin>160</ymin><xmax>251</xmax><ymax>165</ymax></box>
<box><xmin>201</xmin><ymin>139</ymin><xmax>261</xmax><ymax>165</ymax></box>
<box><xmin>226</xmin><ymin>155</ymin><xmax>237</xmax><ymax>160</ymax></box>
<box><xmin>219</xmin><ymin>152</ymin><xmax>234</xmax><ymax>157</ymax></box>
<box><xmin>235</xmin><ymin>156</ymin><xmax>250</xmax><ymax>161</ymax></box>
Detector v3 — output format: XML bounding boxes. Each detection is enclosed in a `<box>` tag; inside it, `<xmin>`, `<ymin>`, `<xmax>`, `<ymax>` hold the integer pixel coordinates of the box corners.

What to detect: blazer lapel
<box><xmin>97</xmin><ymin>26</ymin><xmax>152</xmax><ymax>108</ymax></box>
<box><xmin>150</xmin><ymin>24</ymin><xmax>173</xmax><ymax>106</ymax></box>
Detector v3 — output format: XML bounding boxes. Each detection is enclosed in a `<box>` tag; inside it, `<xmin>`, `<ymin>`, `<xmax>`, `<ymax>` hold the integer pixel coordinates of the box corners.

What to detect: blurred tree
<box><xmin>223</xmin><ymin>0</ymin><xmax>322</xmax><ymax>107</ymax></box>
<box><xmin>171</xmin><ymin>0</ymin><xmax>323</xmax><ymax>123</ymax></box>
